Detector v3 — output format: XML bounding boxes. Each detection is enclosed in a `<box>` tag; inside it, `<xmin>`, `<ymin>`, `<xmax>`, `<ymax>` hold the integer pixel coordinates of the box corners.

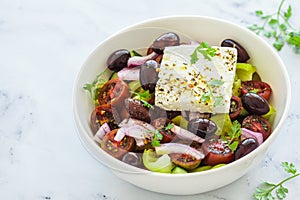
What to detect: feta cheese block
<box><xmin>155</xmin><ymin>45</ymin><xmax>237</xmax><ymax>113</ymax></box>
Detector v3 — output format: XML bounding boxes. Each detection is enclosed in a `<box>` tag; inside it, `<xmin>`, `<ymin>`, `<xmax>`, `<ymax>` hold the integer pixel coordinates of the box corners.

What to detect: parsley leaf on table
<box><xmin>253</xmin><ymin>162</ymin><xmax>300</xmax><ymax>200</ymax></box>
<box><xmin>249</xmin><ymin>0</ymin><xmax>300</xmax><ymax>53</ymax></box>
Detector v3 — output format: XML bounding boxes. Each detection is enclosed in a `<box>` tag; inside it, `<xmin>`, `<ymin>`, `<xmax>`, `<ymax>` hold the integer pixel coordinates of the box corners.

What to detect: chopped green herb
<box><xmin>131</xmin><ymin>90</ymin><xmax>154</xmax><ymax>109</ymax></box>
<box><xmin>164</xmin><ymin>123</ymin><xmax>174</xmax><ymax>131</ymax></box>
<box><xmin>253</xmin><ymin>162</ymin><xmax>299</xmax><ymax>200</ymax></box>
<box><xmin>190</xmin><ymin>42</ymin><xmax>217</xmax><ymax>64</ymax></box>
<box><xmin>151</xmin><ymin>130</ymin><xmax>163</xmax><ymax>147</ymax></box>
<box><xmin>223</xmin><ymin>120</ymin><xmax>242</xmax><ymax>151</ymax></box>
<box><xmin>201</xmin><ymin>92</ymin><xmax>211</xmax><ymax>104</ymax></box>
<box><xmin>208</xmin><ymin>79</ymin><xmax>224</xmax><ymax>87</ymax></box>
<box><xmin>214</xmin><ymin>96</ymin><xmax>223</xmax><ymax>107</ymax></box>
<box><xmin>83</xmin><ymin>69</ymin><xmax>110</xmax><ymax>105</ymax></box>
<box><xmin>150</xmin><ymin>123</ymin><xmax>174</xmax><ymax>147</ymax></box>
<box><xmin>249</xmin><ymin>88</ymin><xmax>259</xmax><ymax>94</ymax></box>
<box><xmin>249</xmin><ymin>0</ymin><xmax>300</xmax><ymax>53</ymax></box>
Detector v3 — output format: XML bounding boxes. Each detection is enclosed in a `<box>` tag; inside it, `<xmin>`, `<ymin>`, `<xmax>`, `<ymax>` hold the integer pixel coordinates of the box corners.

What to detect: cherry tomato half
<box><xmin>98</xmin><ymin>78</ymin><xmax>130</xmax><ymax>106</ymax></box>
<box><xmin>101</xmin><ymin>129</ymin><xmax>135</xmax><ymax>159</ymax></box>
<box><xmin>151</xmin><ymin>118</ymin><xmax>175</xmax><ymax>143</ymax></box>
<box><xmin>202</xmin><ymin>139</ymin><xmax>234</xmax><ymax>166</ymax></box>
<box><xmin>147</xmin><ymin>48</ymin><xmax>163</xmax><ymax>63</ymax></box>
<box><xmin>242</xmin><ymin>115</ymin><xmax>271</xmax><ymax>141</ymax></box>
<box><xmin>90</xmin><ymin>104</ymin><xmax>119</xmax><ymax>134</ymax></box>
<box><xmin>229</xmin><ymin>96</ymin><xmax>242</xmax><ymax>120</ymax></box>
<box><xmin>170</xmin><ymin>153</ymin><xmax>201</xmax><ymax>170</ymax></box>
<box><xmin>241</xmin><ymin>80</ymin><xmax>272</xmax><ymax>101</ymax></box>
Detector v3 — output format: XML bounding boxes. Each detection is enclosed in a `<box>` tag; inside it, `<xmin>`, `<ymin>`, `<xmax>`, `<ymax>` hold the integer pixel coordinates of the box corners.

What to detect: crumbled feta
<box><xmin>155</xmin><ymin>45</ymin><xmax>237</xmax><ymax>113</ymax></box>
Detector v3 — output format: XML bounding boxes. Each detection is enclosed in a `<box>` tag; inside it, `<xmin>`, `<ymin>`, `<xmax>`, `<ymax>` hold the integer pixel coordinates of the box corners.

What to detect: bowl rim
<box><xmin>72</xmin><ymin>15</ymin><xmax>291</xmax><ymax>177</ymax></box>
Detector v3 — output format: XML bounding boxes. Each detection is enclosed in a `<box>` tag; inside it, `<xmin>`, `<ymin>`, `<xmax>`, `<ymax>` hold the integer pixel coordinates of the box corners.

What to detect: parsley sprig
<box><xmin>249</xmin><ymin>0</ymin><xmax>300</xmax><ymax>52</ymax></box>
<box><xmin>83</xmin><ymin>69</ymin><xmax>110</xmax><ymax>105</ymax></box>
<box><xmin>190</xmin><ymin>42</ymin><xmax>217</xmax><ymax>64</ymax></box>
<box><xmin>253</xmin><ymin>162</ymin><xmax>299</xmax><ymax>200</ymax></box>
<box><xmin>131</xmin><ymin>90</ymin><xmax>154</xmax><ymax>109</ymax></box>
<box><xmin>223</xmin><ymin>120</ymin><xmax>242</xmax><ymax>151</ymax></box>
<box><xmin>151</xmin><ymin>123</ymin><xmax>174</xmax><ymax>147</ymax></box>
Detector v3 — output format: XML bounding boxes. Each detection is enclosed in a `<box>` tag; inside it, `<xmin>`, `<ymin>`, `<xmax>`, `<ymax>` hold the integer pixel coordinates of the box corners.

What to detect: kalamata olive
<box><xmin>235</xmin><ymin>138</ymin><xmax>259</xmax><ymax>160</ymax></box>
<box><xmin>151</xmin><ymin>32</ymin><xmax>180</xmax><ymax>54</ymax></box>
<box><xmin>242</xmin><ymin>93</ymin><xmax>270</xmax><ymax>115</ymax></box>
<box><xmin>124</xmin><ymin>98</ymin><xmax>151</xmax><ymax>123</ymax></box>
<box><xmin>166</xmin><ymin>111</ymin><xmax>181</xmax><ymax>120</ymax></box>
<box><xmin>230</xmin><ymin>96</ymin><xmax>242</xmax><ymax>119</ymax></box>
<box><xmin>149</xmin><ymin>105</ymin><xmax>167</xmax><ymax>121</ymax></box>
<box><xmin>221</xmin><ymin>39</ymin><xmax>250</xmax><ymax>63</ymax></box>
<box><xmin>139</xmin><ymin>60</ymin><xmax>159</xmax><ymax>93</ymax></box>
<box><xmin>188</xmin><ymin>118</ymin><xmax>217</xmax><ymax>139</ymax></box>
<box><xmin>107</xmin><ymin>49</ymin><xmax>131</xmax><ymax>72</ymax></box>
<box><xmin>121</xmin><ymin>152</ymin><xmax>143</xmax><ymax>167</ymax></box>
<box><xmin>151</xmin><ymin>117</ymin><xmax>170</xmax><ymax>128</ymax></box>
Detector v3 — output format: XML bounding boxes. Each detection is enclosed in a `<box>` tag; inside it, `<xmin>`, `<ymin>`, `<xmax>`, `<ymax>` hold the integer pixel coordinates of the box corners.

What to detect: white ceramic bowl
<box><xmin>73</xmin><ymin>16</ymin><xmax>291</xmax><ymax>195</ymax></box>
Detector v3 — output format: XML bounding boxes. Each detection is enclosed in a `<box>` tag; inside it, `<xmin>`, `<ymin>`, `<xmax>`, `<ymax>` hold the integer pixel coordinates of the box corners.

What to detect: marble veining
<box><xmin>1</xmin><ymin>0</ymin><xmax>300</xmax><ymax>199</ymax></box>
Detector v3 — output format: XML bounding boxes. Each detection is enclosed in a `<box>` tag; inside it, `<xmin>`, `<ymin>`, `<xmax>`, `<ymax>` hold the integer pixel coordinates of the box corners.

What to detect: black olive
<box><xmin>121</xmin><ymin>152</ymin><xmax>143</xmax><ymax>167</ymax></box>
<box><xmin>221</xmin><ymin>39</ymin><xmax>250</xmax><ymax>63</ymax></box>
<box><xmin>139</xmin><ymin>60</ymin><xmax>159</xmax><ymax>93</ymax></box>
<box><xmin>187</xmin><ymin>118</ymin><xmax>217</xmax><ymax>139</ymax></box>
<box><xmin>235</xmin><ymin>138</ymin><xmax>259</xmax><ymax>160</ymax></box>
<box><xmin>242</xmin><ymin>93</ymin><xmax>270</xmax><ymax>115</ymax></box>
<box><xmin>149</xmin><ymin>105</ymin><xmax>167</xmax><ymax>122</ymax></box>
<box><xmin>124</xmin><ymin>98</ymin><xmax>151</xmax><ymax>123</ymax></box>
<box><xmin>107</xmin><ymin>49</ymin><xmax>131</xmax><ymax>72</ymax></box>
<box><xmin>151</xmin><ymin>117</ymin><xmax>170</xmax><ymax>129</ymax></box>
<box><xmin>166</xmin><ymin>111</ymin><xmax>181</xmax><ymax>120</ymax></box>
<box><xmin>151</xmin><ymin>32</ymin><xmax>180</xmax><ymax>54</ymax></box>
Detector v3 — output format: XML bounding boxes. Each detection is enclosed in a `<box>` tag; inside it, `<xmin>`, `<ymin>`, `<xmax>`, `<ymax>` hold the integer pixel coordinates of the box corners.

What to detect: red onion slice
<box><xmin>241</xmin><ymin>128</ymin><xmax>263</xmax><ymax>145</ymax></box>
<box><xmin>171</xmin><ymin>125</ymin><xmax>205</xmax><ymax>143</ymax></box>
<box><xmin>155</xmin><ymin>143</ymin><xmax>205</xmax><ymax>160</ymax></box>
<box><xmin>114</xmin><ymin>124</ymin><xmax>153</xmax><ymax>147</ymax></box>
<box><xmin>117</xmin><ymin>66</ymin><xmax>140</xmax><ymax>81</ymax></box>
<box><xmin>119</xmin><ymin>118</ymin><xmax>156</xmax><ymax>132</ymax></box>
<box><xmin>94</xmin><ymin>123</ymin><xmax>111</xmax><ymax>143</ymax></box>
<box><xmin>127</xmin><ymin>51</ymin><xmax>158</xmax><ymax>68</ymax></box>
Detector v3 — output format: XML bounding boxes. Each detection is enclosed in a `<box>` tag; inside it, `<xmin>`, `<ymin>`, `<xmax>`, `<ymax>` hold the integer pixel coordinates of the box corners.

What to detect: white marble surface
<box><xmin>1</xmin><ymin>0</ymin><xmax>300</xmax><ymax>199</ymax></box>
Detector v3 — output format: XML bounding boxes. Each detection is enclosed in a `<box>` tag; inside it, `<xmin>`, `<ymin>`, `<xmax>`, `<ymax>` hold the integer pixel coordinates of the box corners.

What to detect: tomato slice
<box><xmin>170</xmin><ymin>153</ymin><xmax>201</xmax><ymax>170</ymax></box>
<box><xmin>101</xmin><ymin>129</ymin><xmax>135</xmax><ymax>159</ymax></box>
<box><xmin>201</xmin><ymin>139</ymin><xmax>234</xmax><ymax>166</ymax></box>
<box><xmin>98</xmin><ymin>78</ymin><xmax>130</xmax><ymax>106</ymax></box>
<box><xmin>90</xmin><ymin>103</ymin><xmax>129</xmax><ymax>134</ymax></box>
<box><xmin>242</xmin><ymin>115</ymin><xmax>271</xmax><ymax>141</ymax></box>
<box><xmin>151</xmin><ymin>118</ymin><xmax>175</xmax><ymax>143</ymax></box>
<box><xmin>90</xmin><ymin>104</ymin><xmax>118</xmax><ymax>134</ymax></box>
<box><xmin>229</xmin><ymin>96</ymin><xmax>242</xmax><ymax>120</ymax></box>
<box><xmin>241</xmin><ymin>80</ymin><xmax>272</xmax><ymax>101</ymax></box>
